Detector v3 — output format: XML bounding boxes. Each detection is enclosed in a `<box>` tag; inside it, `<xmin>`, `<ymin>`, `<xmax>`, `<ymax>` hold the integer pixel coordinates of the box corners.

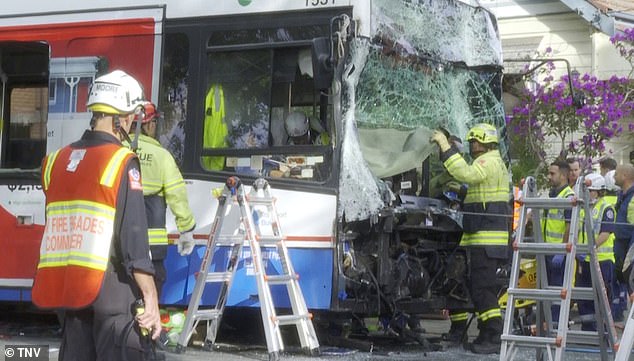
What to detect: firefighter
<box><xmin>31</xmin><ymin>70</ymin><xmax>161</xmax><ymax>360</ymax></box>
<box><xmin>431</xmin><ymin>123</ymin><xmax>510</xmax><ymax>354</ymax></box>
<box><xmin>131</xmin><ymin>101</ymin><xmax>197</xmax><ymax>297</ymax></box>
<box><xmin>575</xmin><ymin>173</ymin><xmax>615</xmax><ymax>331</ymax></box>
<box><xmin>542</xmin><ymin>160</ymin><xmax>574</xmax><ymax>323</ymax></box>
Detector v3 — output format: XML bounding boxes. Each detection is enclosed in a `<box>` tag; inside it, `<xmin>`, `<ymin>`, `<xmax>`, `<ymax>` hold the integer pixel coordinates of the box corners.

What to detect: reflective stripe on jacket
<box><xmin>33</xmin><ymin>144</ymin><xmax>134</xmax><ymax>309</ymax></box>
<box><xmin>134</xmin><ymin>134</ymin><xmax>195</xmax><ymax>245</ymax></box>
<box><xmin>578</xmin><ymin>198</ymin><xmax>615</xmax><ymax>262</ymax></box>
<box><xmin>513</xmin><ymin>186</ymin><xmax>521</xmax><ymax>231</ymax></box>
<box><xmin>443</xmin><ymin>149</ymin><xmax>510</xmax><ymax>247</ymax></box>
<box><xmin>541</xmin><ymin>186</ymin><xmax>574</xmax><ymax>244</ymax></box>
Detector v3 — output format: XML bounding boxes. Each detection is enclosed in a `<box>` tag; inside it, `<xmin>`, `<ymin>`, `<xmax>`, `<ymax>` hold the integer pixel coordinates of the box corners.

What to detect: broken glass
<box><xmin>338</xmin><ymin>0</ymin><xmax>506</xmax><ymax>222</ymax></box>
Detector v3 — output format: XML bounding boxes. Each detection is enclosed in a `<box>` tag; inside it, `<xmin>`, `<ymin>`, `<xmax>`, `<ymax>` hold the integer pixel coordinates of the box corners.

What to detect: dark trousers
<box><xmin>545</xmin><ymin>255</ymin><xmax>564</xmax><ymax>322</ymax></box>
<box><xmin>59</xmin><ymin>268</ymin><xmax>148</xmax><ymax>361</ymax></box>
<box><xmin>575</xmin><ymin>260</ymin><xmax>614</xmax><ymax>331</ymax></box>
<box><xmin>468</xmin><ymin>247</ymin><xmax>503</xmax><ymax>334</ymax></box>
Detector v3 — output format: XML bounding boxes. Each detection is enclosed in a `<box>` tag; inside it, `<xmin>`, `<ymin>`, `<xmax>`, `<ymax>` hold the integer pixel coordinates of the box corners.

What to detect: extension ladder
<box><xmin>500</xmin><ymin>176</ymin><xmax>617</xmax><ymax>361</ymax></box>
<box><xmin>175</xmin><ymin>177</ymin><xmax>320</xmax><ymax>361</ymax></box>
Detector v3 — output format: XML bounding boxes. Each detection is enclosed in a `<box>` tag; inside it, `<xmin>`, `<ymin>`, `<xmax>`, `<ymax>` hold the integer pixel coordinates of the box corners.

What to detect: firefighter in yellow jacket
<box><xmin>132</xmin><ymin>101</ymin><xmax>196</xmax><ymax>297</ymax></box>
<box><xmin>431</xmin><ymin>123</ymin><xmax>510</xmax><ymax>354</ymax></box>
<box><xmin>32</xmin><ymin>70</ymin><xmax>161</xmax><ymax>360</ymax></box>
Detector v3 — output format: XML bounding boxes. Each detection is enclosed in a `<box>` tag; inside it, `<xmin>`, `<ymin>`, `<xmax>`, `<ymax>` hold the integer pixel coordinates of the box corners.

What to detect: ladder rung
<box><xmin>193</xmin><ymin>309</ymin><xmax>222</xmax><ymax>321</ymax></box>
<box><xmin>206</xmin><ymin>272</ymin><xmax>232</xmax><ymax>283</ymax></box>
<box><xmin>501</xmin><ymin>334</ymin><xmax>562</xmax><ymax>347</ymax></box>
<box><xmin>567</xmin><ymin>330</ymin><xmax>601</xmax><ymax>346</ymax></box>
<box><xmin>257</xmin><ymin>236</ymin><xmax>284</xmax><ymax>245</ymax></box>
<box><xmin>216</xmin><ymin>235</ymin><xmax>245</xmax><ymax>245</ymax></box>
<box><xmin>265</xmin><ymin>274</ymin><xmax>297</xmax><ymax>284</ymax></box>
<box><xmin>247</xmin><ymin>198</ymin><xmax>275</xmax><ymax>205</ymax></box>
<box><xmin>570</xmin><ymin>286</ymin><xmax>594</xmax><ymax>300</ymax></box>
<box><xmin>521</xmin><ymin>197</ymin><xmax>580</xmax><ymax>209</ymax></box>
<box><xmin>273</xmin><ymin>313</ymin><xmax>312</xmax><ymax>326</ymax></box>
<box><xmin>514</xmin><ymin>242</ymin><xmax>570</xmax><ymax>255</ymax></box>
<box><xmin>508</xmin><ymin>287</ymin><xmax>565</xmax><ymax>301</ymax></box>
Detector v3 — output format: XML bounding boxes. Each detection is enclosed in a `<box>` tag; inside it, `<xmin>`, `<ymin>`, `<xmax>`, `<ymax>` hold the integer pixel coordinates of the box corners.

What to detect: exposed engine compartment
<box><xmin>339</xmin><ymin>193</ymin><xmax>473</xmax><ymax>326</ymax></box>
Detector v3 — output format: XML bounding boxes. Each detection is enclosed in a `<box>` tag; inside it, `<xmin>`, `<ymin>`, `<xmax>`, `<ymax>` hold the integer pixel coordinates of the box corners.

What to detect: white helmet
<box><xmin>586</xmin><ymin>173</ymin><xmax>606</xmax><ymax>190</ymax></box>
<box><xmin>87</xmin><ymin>70</ymin><xmax>145</xmax><ymax>114</ymax></box>
<box><xmin>604</xmin><ymin>170</ymin><xmax>620</xmax><ymax>191</ymax></box>
<box><xmin>285</xmin><ymin>112</ymin><xmax>309</xmax><ymax>137</ymax></box>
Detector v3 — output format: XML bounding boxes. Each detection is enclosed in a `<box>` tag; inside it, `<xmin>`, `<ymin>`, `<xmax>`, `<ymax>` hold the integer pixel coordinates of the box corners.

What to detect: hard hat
<box><xmin>136</xmin><ymin>101</ymin><xmax>159</xmax><ymax>124</ymax></box>
<box><xmin>87</xmin><ymin>70</ymin><xmax>145</xmax><ymax>115</ymax></box>
<box><xmin>285</xmin><ymin>112</ymin><xmax>309</xmax><ymax>137</ymax></box>
<box><xmin>585</xmin><ymin>173</ymin><xmax>606</xmax><ymax>190</ymax></box>
<box><xmin>466</xmin><ymin>123</ymin><xmax>499</xmax><ymax>144</ymax></box>
<box><xmin>604</xmin><ymin>170</ymin><xmax>620</xmax><ymax>191</ymax></box>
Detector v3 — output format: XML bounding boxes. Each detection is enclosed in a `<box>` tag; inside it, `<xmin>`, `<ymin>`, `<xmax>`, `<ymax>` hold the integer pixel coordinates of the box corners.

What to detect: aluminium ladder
<box><xmin>500</xmin><ymin>176</ymin><xmax>617</xmax><ymax>361</ymax></box>
<box><xmin>615</xmin><ymin>296</ymin><xmax>634</xmax><ymax>361</ymax></box>
<box><xmin>176</xmin><ymin>177</ymin><xmax>320</xmax><ymax>361</ymax></box>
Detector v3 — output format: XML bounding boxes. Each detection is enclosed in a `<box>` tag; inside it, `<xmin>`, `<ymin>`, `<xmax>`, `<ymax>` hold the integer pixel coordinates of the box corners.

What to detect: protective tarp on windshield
<box><xmin>339</xmin><ymin>0</ymin><xmax>506</xmax><ymax>222</ymax></box>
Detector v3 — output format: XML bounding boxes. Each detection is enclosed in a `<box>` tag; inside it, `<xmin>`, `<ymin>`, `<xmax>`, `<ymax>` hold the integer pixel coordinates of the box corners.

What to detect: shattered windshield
<box><xmin>339</xmin><ymin>0</ymin><xmax>507</xmax><ymax>222</ymax></box>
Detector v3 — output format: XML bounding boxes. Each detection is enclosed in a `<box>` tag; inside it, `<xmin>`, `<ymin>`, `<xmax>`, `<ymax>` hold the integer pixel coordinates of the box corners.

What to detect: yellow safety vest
<box><xmin>203</xmin><ymin>84</ymin><xmax>228</xmax><ymax>170</ymax></box>
<box><xmin>541</xmin><ymin>186</ymin><xmax>574</xmax><ymax>243</ymax></box>
<box><xmin>578</xmin><ymin>198</ymin><xmax>615</xmax><ymax>262</ymax></box>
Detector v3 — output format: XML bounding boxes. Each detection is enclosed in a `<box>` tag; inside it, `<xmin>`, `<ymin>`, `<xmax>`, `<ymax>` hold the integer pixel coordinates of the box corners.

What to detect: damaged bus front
<box><xmin>330</xmin><ymin>0</ymin><xmax>508</xmax><ymax>335</ymax></box>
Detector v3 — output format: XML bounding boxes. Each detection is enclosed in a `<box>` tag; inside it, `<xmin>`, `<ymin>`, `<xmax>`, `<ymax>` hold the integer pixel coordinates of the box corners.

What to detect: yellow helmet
<box><xmin>466</xmin><ymin>123</ymin><xmax>499</xmax><ymax>144</ymax></box>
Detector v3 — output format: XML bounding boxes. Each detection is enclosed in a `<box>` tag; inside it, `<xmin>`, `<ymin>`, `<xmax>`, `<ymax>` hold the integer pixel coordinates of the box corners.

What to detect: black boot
<box><xmin>443</xmin><ymin>321</ymin><xmax>466</xmax><ymax>345</ymax></box>
<box><xmin>470</xmin><ymin>329</ymin><xmax>501</xmax><ymax>354</ymax></box>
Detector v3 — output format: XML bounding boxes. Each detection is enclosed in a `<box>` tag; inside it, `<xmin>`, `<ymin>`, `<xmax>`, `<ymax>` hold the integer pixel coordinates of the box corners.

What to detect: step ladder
<box><xmin>615</xmin><ymin>296</ymin><xmax>634</xmax><ymax>361</ymax></box>
<box><xmin>175</xmin><ymin>176</ymin><xmax>320</xmax><ymax>360</ymax></box>
<box><xmin>500</xmin><ymin>175</ymin><xmax>618</xmax><ymax>361</ymax></box>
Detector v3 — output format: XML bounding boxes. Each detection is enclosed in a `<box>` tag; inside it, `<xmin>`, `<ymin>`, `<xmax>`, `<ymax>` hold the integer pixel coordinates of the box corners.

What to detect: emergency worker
<box><xmin>614</xmin><ymin>164</ymin><xmax>634</xmax><ymax>286</ymax></box>
<box><xmin>567</xmin><ymin>157</ymin><xmax>582</xmax><ymax>188</ymax></box>
<box><xmin>542</xmin><ymin>160</ymin><xmax>574</xmax><ymax>323</ymax></box>
<box><xmin>431</xmin><ymin>123</ymin><xmax>510</xmax><ymax>354</ymax></box>
<box><xmin>284</xmin><ymin>111</ymin><xmax>329</xmax><ymax>145</ymax></box>
<box><xmin>604</xmin><ymin>168</ymin><xmax>625</xmax><ymax>320</ymax></box>
<box><xmin>604</xmin><ymin>170</ymin><xmax>620</xmax><ymax>206</ymax></box>
<box><xmin>599</xmin><ymin>157</ymin><xmax>617</xmax><ymax>177</ymax></box>
<box><xmin>31</xmin><ymin>70</ymin><xmax>161</xmax><ymax>360</ymax></box>
<box><xmin>575</xmin><ymin>173</ymin><xmax>615</xmax><ymax>331</ymax></box>
<box><xmin>132</xmin><ymin>101</ymin><xmax>197</xmax><ymax>297</ymax></box>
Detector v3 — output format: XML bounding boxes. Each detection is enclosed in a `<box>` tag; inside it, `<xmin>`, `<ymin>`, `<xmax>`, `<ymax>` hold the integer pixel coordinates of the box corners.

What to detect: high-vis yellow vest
<box><xmin>578</xmin><ymin>197</ymin><xmax>615</xmax><ymax>262</ymax></box>
<box><xmin>134</xmin><ymin>134</ymin><xmax>195</xmax><ymax>245</ymax></box>
<box><xmin>203</xmin><ymin>84</ymin><xmax>228</xmax><ymax>170</ymax></box>
<box><xmin>33</xmin><ymin>143</ymin><xmax>134</xmax><ymax>309</ymax></box>
<box><xmin>541</xmin><ymin>186</ymin><xmax>575</xmax><ymax>244</ymax></box>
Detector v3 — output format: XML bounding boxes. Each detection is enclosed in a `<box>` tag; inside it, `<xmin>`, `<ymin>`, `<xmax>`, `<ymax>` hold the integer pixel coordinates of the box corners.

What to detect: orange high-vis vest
<box><xmin>512</xmin><ymin>186</ymin><xmax>521</xmax><ymax>231</ymax></box>
<box><xmin>32</xmin><ymin>143</ymin><xmax>135</xmax><ymax>309</ymax></box>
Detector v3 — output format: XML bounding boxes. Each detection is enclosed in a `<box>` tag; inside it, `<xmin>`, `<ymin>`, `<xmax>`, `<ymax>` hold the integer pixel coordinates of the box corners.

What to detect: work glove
<box><xmin>446</xmin><ymin>181</ymin><xmax>462</xmax><ymax>193</ymax></box>
<box><xmin>551</xmin><ymin>254</ymin><xmax>565</xmax><ymax>270</ymax></box>
<box><xmin>177</xmin><ymin>230</ymin><xmax>195</xmax><ymax>256</ymax></box>
<box><xmin>430</xmin><ymin>130</ymin><xmax>451</xmax><ymax>152</ymax></box>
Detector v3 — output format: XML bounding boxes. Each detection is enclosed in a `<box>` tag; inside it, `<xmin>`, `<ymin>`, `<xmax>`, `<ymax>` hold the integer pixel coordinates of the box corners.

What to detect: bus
<box><xmin>0</xmin><ymin>0</ymin><xmax>507</xmax><ymax>337</ymax></box>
